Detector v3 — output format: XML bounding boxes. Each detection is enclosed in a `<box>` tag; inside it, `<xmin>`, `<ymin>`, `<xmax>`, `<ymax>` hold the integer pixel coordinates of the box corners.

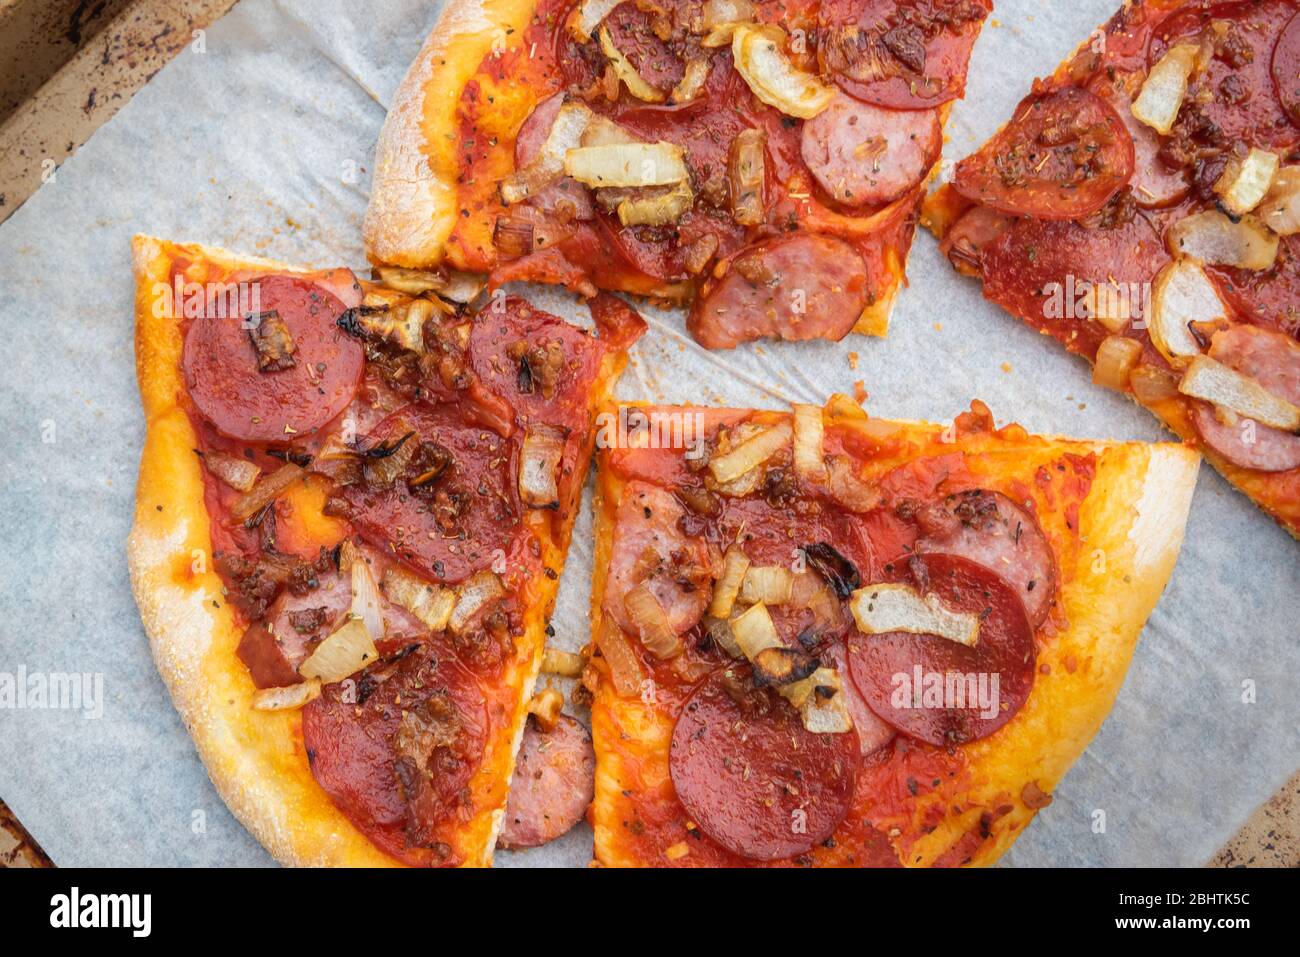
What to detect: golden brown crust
<box><xmin>588</xmin><ymin>403</ymin><xmax>1200</xmax><ymax>866</ymax></box>
<box><xmin>129</xmin><ymin>234</ymin><xmax>624</xmax><ymax>866</ymax></box>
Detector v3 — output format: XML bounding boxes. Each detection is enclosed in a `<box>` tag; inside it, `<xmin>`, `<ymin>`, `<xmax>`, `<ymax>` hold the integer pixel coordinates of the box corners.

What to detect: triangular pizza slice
<box><xmin>925</xmin><ymin>0</ymin><xmax>1300</xmax><ymax>538</ymax></box>
<box><xmin>129</xmin><ymin>235</ymin><xmax>642</xmax><ymax>866</ymax></box>
<box><xmin>587</xmin><ymin>397</ymin><xmax>1198</xmax><ymax>866</ymax></box>
<box><xmin>364</xmin><ymin>0</ymin><xmax>992</xmax><ymax>347</ymax></box>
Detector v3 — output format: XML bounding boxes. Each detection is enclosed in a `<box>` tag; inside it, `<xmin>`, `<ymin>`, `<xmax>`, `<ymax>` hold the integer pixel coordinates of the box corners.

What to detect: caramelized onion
<box><xmin>1167</xmin><ymin>210</ymin><xmax>1279</xmax><ymax>271</ymax></box>
<box><xmin>595</xmin><ymin>617</ymin><xmax>644</xmax><ymax>697</ymax></box>
<box><xmin>252</xmin><ymin>679</ymin><xmax>322</xmax><ymax>711</ymax></box>
<box><xmin>732</xmin><ymin>24</ymin><xmax>834</xmax><ymax>119</ymax></box>
<box><xmin>1258</xmin><ymin>166</ymin><xmax>1300</xmax><ymax>236</ymax></box>
<box><xmin>707</xmin><ymin>546</ymin><xmax>751</xmax><ymax>619</ymax></box>
<box><xmin>740</xmin><ymin>565</ymin><xmax>794</xmax><ymax>605</ymax></box>
<box><xmin>624</xmin><ymin>585</ymin><xmax>684</xmax><ymax>659</ymax></box>
<box><xmin>707</xmin><ymin>421</ymin><xmax>791</xmax><ymax>485</ymax></box>
<box><xmin>1214</xmin><ymin>148</ymin><xmax>1279</xmax><ymax>217</ymax></box>
<box><xmin>1149</xmin><ymin>259</ymin><xmax>1222</xmax><ymax>366</ymax></box>
<box><xmin>1178</xmin><ymin>355</ymin><xmax>1300</xmax><ymax>432</ymax></box>
<box><xmin>1129</xmin><ymin>364</ymin><xmax>1182</xmax><ymax>404</ymax></box>
<box><xmin>1093</xmin><ymin>335</ymin><xmax>1144</xmax><ymax>391</ymax></box>
<box><xmin>448</xmin><ymin>570</ymin><xmax>505</xmax><ymax>635</ymax></box>
<box><xmin>230</xmin><ymin>463</ymin><xmax>304</xmax><ymax>522</ymax></box>
<box><xmin>201</xmin><ymin>450</ymin><xmax>261</xmax><ymax>492</ymax></box>
<box><xmin>299</xmin><ymin>618</ymin><xmax>378</xmax><ymax>684</ymax></box>
<box><xmin>519</xmin><ymin>424</ymin><xmax>567</xmax><ymax>508</ymax></box>
<box><xmin>383</xmin><ymin>565</ymin><xmax>456</xmax><ymax>632</ymax></box>
<box><xmin>541</xmin><ymin>647</ymin><xmax>586</xmax><ymax>677</ymax></box>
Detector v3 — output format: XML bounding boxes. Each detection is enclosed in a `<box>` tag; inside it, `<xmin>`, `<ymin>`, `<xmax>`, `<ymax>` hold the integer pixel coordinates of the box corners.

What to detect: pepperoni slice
<box><xmin>688</xmin><ymin>234</ymin><xmax>870</xmax><ymax>349</ymax></box>
<box><xmin>182</xmin><ymin>273</ymin><xmax>364</xmax><ymax>442</ymax></box>
<box><xmin>822</xmin><ymin>0</ymin><xmax>991</xmax><ymax>110</ymax></box>
<box><xmin>952</xmin><ymin>87</ymin><xmax>1134</xmax><ymax>220</ymax></box>
<box><xmin>914</xmin><ymin>489</ymin><xmax>1057</xmax><ymax>627</ymax></box>
<box><xmin>846</xmin><ymin>553</ymin><xmax>1036</xmax><ymax>746</ymax></box>
<box><xmin>1216</xmin><ymin>235</ymin><xmax>1300</xmax><ymax>331</ymax></box>
<box><xmin>1190</xmin><ymin>324</ymin><xmax>1300</xmax><ymax>473</ymax></box>
<box><xmin>341</xmin><ymin>403</ymin><xmax>531</xmax><ymax>585</ymax></box>
<box><xmin>469</xmin><ymin>295</ymin><xmax>606</xmax><ymax>432</ymax></box>
<box><xmin>820</xmin><ymin>640</ymin><xmax>895</xmax><ymax>755</ymax></box>
<box><xmin>497</xmin><ymin>714</ymin><xmax>596</xmax><ymax>849</ymax></box>
<box><xmin>801</xmin><ymin>91</ymin><xmax>941</xmax><ymax>207</ymax></box>
<box><xmin>302</xmin><ymin>638</ymin><xmax>487</xmax><ymax>866</ymax></box>
<box><xmin>669</xmin><ymin>665</ymin><xmax>860</xmax><ymax>861</ymax></box>
<box><xmin>602</xmin><ymin>481</ymin><xmax>712</xmax><ymax>638</ymax></box>
<box><xmin>979</xmin><ymin>211</ymin><xmax>1169</xmax><ymax>359</ymax></box>
<box><xmin>1151</xmin><ymin>0</ymin><xmax>1299</xmax><ymax>150</ymax></box>
<box><xmin>1274</xmin><ymin>9</ymin><xmax>1300</xmax><ymax>127</ymax></box>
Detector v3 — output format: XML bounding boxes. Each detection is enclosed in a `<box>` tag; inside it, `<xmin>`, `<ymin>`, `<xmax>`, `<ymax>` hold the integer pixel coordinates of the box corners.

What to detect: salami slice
<box><xmin>847</xmin><ymin>553</ymin><xmax>1036</xmax><ymax>746</ymax></box>
<box><xmin>1190</xmin><ymin>324</ymin><xmax>1300</xmax><ymax>473</ymax></box>
<box><xmin>302</xmin><ymin>638</ymin><xmax>487</xmax><ymax>867</ymax></box>
<box><xmin>182</xmin><ymin>274</ymin><xmax>364</xmax><ymax>442</ymax></box>
<box><xmin>515</xmin><ymin>93</ymin><xmax>595</xmax><ymax>220</ymax></box>
<box><xmin>497</xmin><ymin>714</ymin><xmax>596</xmax><ymax>849</ymax></box>
<box><xmin>669</xmin><ymin>665</ymin><xmax>860</xmax><ymax>861</ymax></box>
<box><xmin>602</xmin><ymin>481</ymin><xmax>713</xmax><ymax>638</ymax></box>
<box><xmin>801</xmin><ymin>92</ymin><xmax>940</xmax><ymax>207</ymax></box>
<box><xmin>952</xmin><ymin>87</ymin><xmax>1134</xmax><ymax>220</ymax></box>
<box><xmin>687</xmin><ymin>234</ymin><xmax>870</xmax><ymax>349</ymax></box>
<box><xmin>341</xmin><ymin>403</ymin><xmax>531</xmax><ymax>585</ymax></box>
<box><xmin>914</xmin><ymin>489</ymin><xmax>1057</xmax><ymax>627</ymax></box>
<box><xmin>822</xmin><ymin>0</ymin><xmax>991</xmax><ymax>110</ymax></box>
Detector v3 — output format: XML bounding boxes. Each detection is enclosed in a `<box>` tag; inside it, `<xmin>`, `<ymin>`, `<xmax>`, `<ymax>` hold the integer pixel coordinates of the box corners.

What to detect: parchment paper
<box><xmin>0</xmin><ymin>0</ymin><xmax>1294</xmax><ymax>868</ymax></box>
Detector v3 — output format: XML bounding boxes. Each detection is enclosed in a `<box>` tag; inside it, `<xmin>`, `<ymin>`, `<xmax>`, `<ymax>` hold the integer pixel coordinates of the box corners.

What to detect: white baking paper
<box><xmin>0</xmin><ymin>0</ymin><xmax>1294</xmax><ymax>868</ymax></box>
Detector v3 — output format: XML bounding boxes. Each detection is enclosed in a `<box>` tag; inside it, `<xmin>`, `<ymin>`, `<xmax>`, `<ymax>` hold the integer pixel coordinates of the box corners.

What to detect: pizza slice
<box><xmin>363</xmin><ymin>0</ymin><xmax>992</xmax><ymax>348</ymax></box>
<box><xmin>924</xmin><ymin>0</ymin><xmax>1300</xmax><ymax>538</ymax></box>
<box><xmin>128</xmin><ymin>235</ymin><xmax>643</xmax><ymax>866</ymax></box>
<box><xmin>586</xmin><ymin>397</ymin><xmax>1199</xmax><ymax>866</ymax></box>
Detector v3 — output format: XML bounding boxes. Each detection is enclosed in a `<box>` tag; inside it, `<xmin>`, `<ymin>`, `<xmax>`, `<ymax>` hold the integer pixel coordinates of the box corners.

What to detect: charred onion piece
<box><xmin>751</xmin><ymin>645</ymin><xmax>820</xmax><ymax>688</ymax></box>
<box><xmin>802</xmin><ymin>542</ymin><xmax>860</xmax><ymax>599</ymax></box>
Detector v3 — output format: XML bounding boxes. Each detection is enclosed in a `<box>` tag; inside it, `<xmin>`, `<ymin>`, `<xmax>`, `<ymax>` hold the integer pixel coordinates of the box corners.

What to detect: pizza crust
<box><xmin>588</xmin><ymin>405</ymin><xmax>1200</xmax><ymax>866</ymax></box>
<box><xmin>129</xmin><ymin>234</ymin><xmax>620</xmax><ymax>866</ymax></box>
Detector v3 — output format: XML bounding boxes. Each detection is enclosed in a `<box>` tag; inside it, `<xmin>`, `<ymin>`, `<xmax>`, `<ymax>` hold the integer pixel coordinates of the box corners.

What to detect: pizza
<box><xmin>585</xmin><ymin>397</ymin><xmax>1199</xmax><ymax>866</ymax></box>
<box><xmin>127</xmin><ymin>234</ymin><xmax>643</xmax><ymax>866</ymax></box>
<box><xmin>363</xmin><ymin>0</ymin><xmax>992</xmax><ymax>348</ymax></box>
<box><xmin>924</xmin><ymin>0</ymin><xmax>1300</xmax><ymax>538</ymax></box>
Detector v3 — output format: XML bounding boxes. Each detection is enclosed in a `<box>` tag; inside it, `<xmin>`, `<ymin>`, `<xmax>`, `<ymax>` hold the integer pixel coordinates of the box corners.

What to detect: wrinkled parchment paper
<box><xmin>0</xmin><ymin>0</ymin><xmax>1295</xmax><ymax>868</ymax></box>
